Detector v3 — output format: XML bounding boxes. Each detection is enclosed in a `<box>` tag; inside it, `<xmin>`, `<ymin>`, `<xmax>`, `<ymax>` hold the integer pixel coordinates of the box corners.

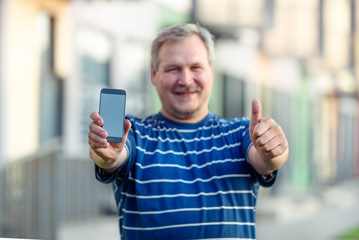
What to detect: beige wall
<box><xmin>2</xmin><ymin>0</ymin><xmax>69</xmax><ymax>161</ymax></box>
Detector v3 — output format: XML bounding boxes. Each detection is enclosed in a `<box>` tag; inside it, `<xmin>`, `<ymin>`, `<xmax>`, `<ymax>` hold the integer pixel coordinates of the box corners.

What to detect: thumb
<box><xmin>249</xmin><ymin>98</ymin><xmax>261</xmax><ymax>133</ymax></box>
<box><xmin>123</xmin><ymin>119</ymin><xmax>132</xmax><ymax>138</ymax></box>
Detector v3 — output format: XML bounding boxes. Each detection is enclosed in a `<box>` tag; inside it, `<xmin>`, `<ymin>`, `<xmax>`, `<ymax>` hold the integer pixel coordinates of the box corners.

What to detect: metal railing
<box><xmin>0</xmin><ymin>140</ymin><xmax>116</xmax><ymax>240</ymax></box>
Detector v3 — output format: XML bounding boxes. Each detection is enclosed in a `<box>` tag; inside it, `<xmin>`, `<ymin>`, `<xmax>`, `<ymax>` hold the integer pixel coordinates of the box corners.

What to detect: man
<box><xmin>88</xmin><ymin>23</ymin><xmax>289</xmax><ymax>239</ymax></box>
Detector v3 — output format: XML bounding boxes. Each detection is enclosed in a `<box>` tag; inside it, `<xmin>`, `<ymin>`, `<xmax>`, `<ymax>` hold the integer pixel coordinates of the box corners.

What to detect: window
<box><xmin>76</xmin><ymin>27</ymin><xmax>112</xmax><ymax>152</ymax></box>
<box><xmin>39</xmin><ymin>11</ymin><xmax>63</xmax><ymax>143</ymax></box>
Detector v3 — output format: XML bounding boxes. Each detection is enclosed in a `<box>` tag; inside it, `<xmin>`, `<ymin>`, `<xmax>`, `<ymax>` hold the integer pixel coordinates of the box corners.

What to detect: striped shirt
<box><xmin>96</xmin><ymin>112</ymin><xmax>276</xmax><ymax>240</ymax></box>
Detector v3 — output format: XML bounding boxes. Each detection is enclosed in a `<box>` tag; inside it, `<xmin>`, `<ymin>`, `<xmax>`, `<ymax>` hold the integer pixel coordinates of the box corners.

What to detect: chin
<box><xmin>173</xmin><ymin>108</ymin><xmax>199</xmax><ymax>119</ymax></box>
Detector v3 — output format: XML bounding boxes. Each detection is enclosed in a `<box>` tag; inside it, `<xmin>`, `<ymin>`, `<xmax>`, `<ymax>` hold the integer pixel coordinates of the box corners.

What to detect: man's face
<box><xmin>151</xmin><ymin>35</ymin><xmax>214</xmax><ymax>122</ymax></box>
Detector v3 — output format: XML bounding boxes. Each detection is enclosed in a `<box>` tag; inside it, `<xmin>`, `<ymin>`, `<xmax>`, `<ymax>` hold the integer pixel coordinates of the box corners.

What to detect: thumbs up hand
<box><xmin>248</xmin><ymin>99</ymin><xmax>289</xmax><ymax>175</ymax></box>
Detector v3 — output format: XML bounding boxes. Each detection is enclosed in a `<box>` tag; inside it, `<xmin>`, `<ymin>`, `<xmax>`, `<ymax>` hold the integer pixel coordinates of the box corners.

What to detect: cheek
<box><xmin>197</xmin><ymin>74</ymin><xmax>212</xmax><ymax>90</ymax></box>
<box><xmin>160</xmin><ymin>75</ymin><xmax>177</xmax><ymax>90</ymax></box>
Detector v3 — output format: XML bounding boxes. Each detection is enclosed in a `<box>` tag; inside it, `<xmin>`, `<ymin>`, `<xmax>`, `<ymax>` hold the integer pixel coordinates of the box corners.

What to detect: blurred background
<box><xmin>0</xmin><ymin>0</ymin><xmax>358</xmax><ymax>239</ymax></box>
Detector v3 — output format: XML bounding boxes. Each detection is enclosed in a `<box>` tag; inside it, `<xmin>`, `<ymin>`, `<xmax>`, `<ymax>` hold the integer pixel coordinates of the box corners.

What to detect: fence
<box><xmin>0</xmin><ymin>140</ymin><xmax>115</xmax><ymax>240</ymax></box>
<box><xmin>221</xmin><ymin>74</ymin><xmax>359</xmax><ymax>191</ymax></box>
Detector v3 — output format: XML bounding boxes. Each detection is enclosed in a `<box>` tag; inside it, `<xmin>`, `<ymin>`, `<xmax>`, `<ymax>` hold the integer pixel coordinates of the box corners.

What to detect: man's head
<box><xmin>151</xmin><ymin>23</ymin><xmax>215</xmax><ymax>72</ymax></box>
<box><xmin>151</xmin><ymin>23</ymin><xmax>215</xmax><ymax>123</ymax></box>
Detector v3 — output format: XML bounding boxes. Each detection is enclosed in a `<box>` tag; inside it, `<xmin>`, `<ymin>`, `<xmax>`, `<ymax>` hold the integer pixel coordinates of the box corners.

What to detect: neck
<box><xmin>160</xmin><ymin>109</ymin><xmax>209</xmax><ymax>123</ymax></box>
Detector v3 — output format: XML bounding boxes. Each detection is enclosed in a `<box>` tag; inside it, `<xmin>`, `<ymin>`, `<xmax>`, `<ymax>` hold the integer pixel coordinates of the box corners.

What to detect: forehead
<box><xmin>158</xmin><ymin>35</ymin><xmax>209</xmax><ymax>66</ymax></box>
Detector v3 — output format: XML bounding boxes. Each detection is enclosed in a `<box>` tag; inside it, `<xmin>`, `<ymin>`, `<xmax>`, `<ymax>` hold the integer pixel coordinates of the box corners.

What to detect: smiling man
<box><xmin>88</xmin><ymin>23</ymin><xmax>289</xmax><ymax>240</ymax></box>
<box><xmin>151</xmin><ymin>33</ymin><xmax>214</xmax><ymax>122</ymax></box>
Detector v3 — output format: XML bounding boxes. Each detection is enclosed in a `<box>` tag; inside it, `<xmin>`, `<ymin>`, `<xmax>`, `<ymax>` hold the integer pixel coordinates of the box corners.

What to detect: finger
<box><xmin>89</xmin><ymin>140</ymin><xmax>108</xmax><ymax>150</ymax></box>
<box><xmin>89</xmin><ymin>121</ymin><xmax>107</xmax><ymax>138</ymax></box>
<box><xmin>255</xmin><ymin>122</ymin><xmax>283</xmax><ymax>146</ymax></box>
<box><xmin>123</xmin><ymin>119</ymin><xmax>132</xmax><ymax>137</ymax></box>
<box><xmin>88</xmin><ymin>130</ymin><xmax>107</xmax><ymax>147</ymax></box>
<box><xmin>256</xmin><ymin>132</ymin><xmax>288</xmax><ymax>157</ymax></box>
<box><xmin>106</xmin><ymin>119</ymin><xmax>132</xmax><ymax>152</ymax></box>
<box><xmin>249</xmin><ymin>99</ymin><xmax>262</xmax><ymax>138</ymax></box>
<box><xmin>251</xmin><ymin>118</ymin><xmax>274</xmax><ymax>140</ymax></box>
<box><xmin>258</xmin><ymin>135</ymin><xmax>282</xmax><ymax>152</ymax></box>
<box><xmin>263</xmin><ymin>143</ymin><xmax>288</xmax><ymax>158</ymax></box>
<box><xmin>120</xmin><ymin>119</ymin><xmax>132</xmax><ymax>144</ymax></box>
<box><xmin>90</xmin><ymin>112</ymin><xmax>103</xmax><ymax>126</ymax></box>
<box><xmin>250</xmin><ymin>99</ymin><xmax>261</xmax><ymax>126</ymax></box>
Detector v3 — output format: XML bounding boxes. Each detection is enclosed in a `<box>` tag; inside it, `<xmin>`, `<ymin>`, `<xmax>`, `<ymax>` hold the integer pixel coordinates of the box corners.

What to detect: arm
<box><xmin>248</xmin><ymin>99</ymin><xmax>289</xmax><ymax>176</ymax></box>
<box><xmin>88</xmin><ymin>112</ymin><xmax>132</xmax><ymax>173</ymax></box>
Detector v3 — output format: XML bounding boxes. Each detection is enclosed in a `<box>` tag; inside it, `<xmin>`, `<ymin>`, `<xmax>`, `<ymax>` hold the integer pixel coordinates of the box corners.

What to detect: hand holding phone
<box><xmin>99</xmin><ymin>88</ymin><xmax>126</xmax><ymax>143</ymax></box>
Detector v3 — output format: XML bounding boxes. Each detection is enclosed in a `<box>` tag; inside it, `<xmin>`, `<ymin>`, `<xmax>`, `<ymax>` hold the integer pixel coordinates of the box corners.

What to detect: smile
<box><xmin>172</xmin><ymin>86</ymin><xmax>200</xmax><ymax>95</ymax></box>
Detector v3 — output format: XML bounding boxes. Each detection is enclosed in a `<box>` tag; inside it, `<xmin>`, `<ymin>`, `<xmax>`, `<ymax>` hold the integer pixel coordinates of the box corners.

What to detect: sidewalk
<box><xmin>256</xmin><ymin>179</ymin><xmax>359</xmax><ymax>240</ymax></box>
<box><xmin>57</xmin><ymin>216</ymin><xmax>119</xmax><ymax>240</ymax></box>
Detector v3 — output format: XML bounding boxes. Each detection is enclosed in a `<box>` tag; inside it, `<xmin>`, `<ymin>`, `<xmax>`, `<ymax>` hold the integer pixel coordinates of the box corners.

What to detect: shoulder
<box><xmin>126</xmin><ymin>113</ymin><xmax>167</xmax><ymax>134</ymax></box>
<box><xmin>208</xmin><ymin>113</ymin><xmax>250</xmax><ymax>129</ymax></box>
<box><xmin>126</xmin><ymin>113</ymin><xmax>162</xmax><ymax>125</ymax></box>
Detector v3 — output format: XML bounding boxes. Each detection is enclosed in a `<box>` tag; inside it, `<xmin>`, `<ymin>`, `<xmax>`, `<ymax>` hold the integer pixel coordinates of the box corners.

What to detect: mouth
<box><xmin>172</xmin><ymin>86</ymin><xmax>200</xmax><ymax>97</ymax></box>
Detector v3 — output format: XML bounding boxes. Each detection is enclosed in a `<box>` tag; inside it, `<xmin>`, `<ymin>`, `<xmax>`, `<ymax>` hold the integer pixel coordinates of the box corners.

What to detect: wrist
<box><xmin>248</xmin><ymin>146</ymin><xmax>274</xmax><ymax>175</ymax></box>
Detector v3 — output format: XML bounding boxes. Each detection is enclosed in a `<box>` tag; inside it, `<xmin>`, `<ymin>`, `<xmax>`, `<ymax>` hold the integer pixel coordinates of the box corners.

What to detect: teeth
<box><xmin>188</xmin><ymin>87</ymin><xmax>198</xmax><ymax>92</ymax></box>
<box><xmin>173</xmin><ymin>86</ymin><xmax>199</xmax><ymax>93</ymax></box>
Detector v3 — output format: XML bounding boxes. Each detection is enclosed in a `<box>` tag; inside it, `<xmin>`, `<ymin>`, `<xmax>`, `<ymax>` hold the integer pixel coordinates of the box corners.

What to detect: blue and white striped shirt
<box><xmin>96</xmin><ymin>112</ymin><xmax>276</xmax><ymax>240</ymax></box>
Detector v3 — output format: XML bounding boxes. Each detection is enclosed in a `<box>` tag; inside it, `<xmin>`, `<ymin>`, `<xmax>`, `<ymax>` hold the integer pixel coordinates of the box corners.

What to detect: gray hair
<box><xmin>151</xmin><ymin>23</ymin><xmax>215</xmax><ymax>71</ymax></box>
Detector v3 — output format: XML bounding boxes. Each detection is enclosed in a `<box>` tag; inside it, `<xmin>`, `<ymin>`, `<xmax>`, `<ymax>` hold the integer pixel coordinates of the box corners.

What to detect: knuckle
<box><xmin>89</xmin><ymin>141</ymin><xmax>95</xmax><ymax>149</ymax></box>
<box><xmin>88</xmin><ymin>131</ymin><xmax>95</xmax><ymax>140</ymax></box>
<box><xmin>253</xmin><ymin>129</ymin><xmax>261</xmax><ymax>138</ymax></box>
<box><xmin>90</xmin><ymin>112</ymin><xmax>96</xmax><ymax>120</ymax></box>
<box><xmin>271</xmin><ymin>146</ymin><xmax>284</xmax><ymax>156</ymax></box>
<box><xmin>270</xmin><ymin>148</ymin><xmax>279</xmax><ymax>156</ymax></box>
<box><xmin>256</xmin><ymin>138</ymin><xmax>264</xmax><ymax>146</ymax></box>
<box><xmin>273</xmin><ymin>124</ymin><xmax>280</xmax><ymax>130</ymax></box>
<box><xmin>263</xmin><ymin>145</ymin><xmax>271</xmax><ymax>152</ymax></box>
<box><xmin>89</xmin><ymin>122</ymin><xmax>97</xmax><ymax>132</ymax></box>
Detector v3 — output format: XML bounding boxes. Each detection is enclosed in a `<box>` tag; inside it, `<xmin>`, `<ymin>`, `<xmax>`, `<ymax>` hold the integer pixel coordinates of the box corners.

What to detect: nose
<box><xmin>178</xmin><ymin>68</ymin><xmax>193</xmax><ymax>86</ymax></box>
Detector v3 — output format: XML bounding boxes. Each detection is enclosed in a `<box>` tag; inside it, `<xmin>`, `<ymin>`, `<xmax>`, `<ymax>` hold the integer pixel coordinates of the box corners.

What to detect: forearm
<box><xmin>248</xmin><ymin>145</ymin><xmax>288</xmax><ymax>176</ymax></box>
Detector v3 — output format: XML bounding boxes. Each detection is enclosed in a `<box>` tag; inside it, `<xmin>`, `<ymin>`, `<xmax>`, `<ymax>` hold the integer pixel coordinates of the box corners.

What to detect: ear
<box><xmin>151</xmin><ymin>68</ymin><xmax>157</xmax><ymax>85</ymax></box>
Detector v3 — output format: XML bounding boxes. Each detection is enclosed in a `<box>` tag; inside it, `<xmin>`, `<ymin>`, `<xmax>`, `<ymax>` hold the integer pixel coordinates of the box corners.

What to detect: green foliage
<box><xmin>338</xmin><ymin>225</ymin><xmax>359</xmax><ymax>239</ymax></box>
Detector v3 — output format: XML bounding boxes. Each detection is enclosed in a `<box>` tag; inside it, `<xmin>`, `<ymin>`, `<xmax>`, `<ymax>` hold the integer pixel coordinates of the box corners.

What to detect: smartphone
<box><xmin>99</xmin><ymin>88</ymin><xmax>126</xmax><ymax>142</ymax></box>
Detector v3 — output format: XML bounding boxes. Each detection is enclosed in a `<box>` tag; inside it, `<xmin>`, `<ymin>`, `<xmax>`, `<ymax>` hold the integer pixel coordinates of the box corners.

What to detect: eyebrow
<box><xmin>163</xmin><ymin>62</ymin><xmax>204</xmax><ymax>68</ymax></box>
<box><xmin>163</xmin><ymin>64</ymin><xmax>180</xmax><ymax>68</ymax></box>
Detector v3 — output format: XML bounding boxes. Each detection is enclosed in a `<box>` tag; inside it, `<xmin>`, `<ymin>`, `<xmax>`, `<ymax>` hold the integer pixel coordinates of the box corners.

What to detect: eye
<box><xmin>191</xmin><ymin>65</ymin><xmax>202</xmax><ymax>71</ymax></box>
<box><xmin>165</xmin><ymin>67</ymin><xmax>179</xmax><ymax>72</ymax></box>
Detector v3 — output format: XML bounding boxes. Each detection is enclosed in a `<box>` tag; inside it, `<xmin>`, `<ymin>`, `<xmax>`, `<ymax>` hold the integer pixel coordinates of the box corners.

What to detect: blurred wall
<box><xmin>0</xmin><ymin>0</ymin><xmax>70</xmax><ymax>162</ymax></box>
<box><xmin>0</xmin><ymin>0</ymin><xmax>5</xmax><ymax>165</ymax></box>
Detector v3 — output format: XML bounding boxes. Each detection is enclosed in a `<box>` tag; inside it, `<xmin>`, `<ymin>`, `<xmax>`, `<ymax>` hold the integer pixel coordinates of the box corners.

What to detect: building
<box><xmin>0</xmin><ymin>0</ymin><xmax>358</xmax><ymax>238</ymax></box>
